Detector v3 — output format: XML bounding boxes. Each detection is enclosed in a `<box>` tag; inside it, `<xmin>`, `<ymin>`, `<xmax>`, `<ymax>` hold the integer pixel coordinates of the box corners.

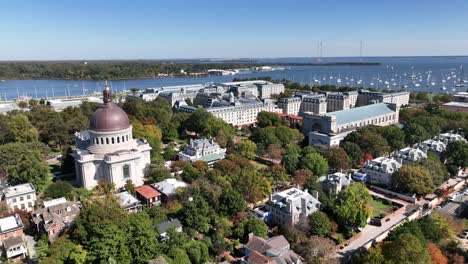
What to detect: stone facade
<box><xmin>73</xmin><ymin>84</ymin><xmax>151</xmax><ymax>190</ymax></box>
<box><xmin>299</xmin><ymin>95</ymin><xmax>327</xmax><ymax>115</ymax></box>
<box><xmin>278</xmin><ymin>97</ymin><xmax>302</xmax><ymax>115</ymax></box>
<box><xmin>265</xmin><ymin>188</ymin><xmax>320</xmax><ymax>226</ymax></box>
<box><xmin>178</xmin><ymin>138</ymin><xmax>226</xmax><ymax>164</ymax></box>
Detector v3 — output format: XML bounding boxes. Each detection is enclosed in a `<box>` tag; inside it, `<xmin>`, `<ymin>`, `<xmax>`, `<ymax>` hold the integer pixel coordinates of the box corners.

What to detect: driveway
<box><xmin>25</xmin><ymin>235</ymin><xmax>36</xmax><ymax>259</ymax></box>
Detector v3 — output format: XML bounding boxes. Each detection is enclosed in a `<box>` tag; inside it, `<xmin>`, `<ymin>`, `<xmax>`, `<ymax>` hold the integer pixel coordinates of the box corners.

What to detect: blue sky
<box><xmin>1</xmin><ymin>0</ymin><xmax>467</xmax><ymax>60</ymax></box>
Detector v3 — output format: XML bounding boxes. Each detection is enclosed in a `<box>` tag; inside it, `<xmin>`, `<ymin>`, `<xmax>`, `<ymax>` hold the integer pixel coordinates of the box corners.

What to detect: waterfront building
<box><xmin>193</xmin><ymin>92</ymin><xmax>220</xmax><ymax>108</ymax></box>
<box><xmin>344</xmin><ymin>91</ymin><xmax>359</xmax><ymax>107</ymax></box>
<box><xmin>229</xmin><ymin>84</ymin><xmax>259</xmax><ymax>98</ymax></box>
<box><xmin>441</xmin><ymin>102</ymin><xmax>468</xmax><ymax>113</ymax></box>
<box><xmin>303</xmin><ymin>103</ymin><xmax>399</xmax><ymax>147</ymax></box>
<box><xmin>178</xmin><ymin>99</ymin><xmax>283</xmax><ymax>127</ymax></box>
<box><xmin>0</xmin><ymin>214</ymin><xmax>27</xmax><ymax>259</ymax></box>
<box><xmin>256</xmin><ymin>83</ymin><xmax>285</xmax><ymax>99</ymax></box>
<box><xmin>278</xmin><ymin>97</ymin><xmax>302</xmax><ymax>115</ymax></box>
<box><xmin>299</xmin><ymin>94</ymin><xmax>327</xmax><ymax>115</ymax></box>
<box><xmin>264</xmin><ymin>188</ymin><xmax>320</xmax><ymax>226</ymax></box>
<box><xmin>31</xmin><ymin>197</ymin><xmax>81</xmax><ymax>242</ymax></box>
<box><xmin>360</xmin><ymin>157</ymin><xmax>402</xmax><ymax>186</ymax></box>
<box><xmin>392</xmin><ymin>147</ymin><xmax>428</xmax><ymax>164</ymax></box>
<box><xmin>453</xmin><ymin>92</ymin><xmax>468</xmax><ymax>103</ymax></box>
<box><xmin>151</xmin><ymin>178</ymin><xmax>189</xmax><ymax>202</ymax></box>
<box><xmin>322</xmin><ymin>92</ymin><xmax>352</xmax><ymax>112</ymax></box>
<box><xmin>2</xmin><ymin>183</ymin><xmax>36</xmax><ymax>212</ymax></box>
<box><xmin>357</xmin><ymin>90</ymin><xmax>410</xmax><ymax>107</ymax></box>
<box><xmin>158</xmin><ymin>90</ymin><xmax>197</xmax><ymax>107</ymax></box>
<box><xmin>178</xmin><ymin>138</ymin><xmax>226</xmax><ymax>164</ymax></box>
<box><xmin>73</xmin><ymin>84</ymin><xmax>151</xmax><ymax>190</ymax></box>
<box><xmin>243</xmin><ymin>233</ymin><xmax>303</xmax><ymax>264</ymax></box>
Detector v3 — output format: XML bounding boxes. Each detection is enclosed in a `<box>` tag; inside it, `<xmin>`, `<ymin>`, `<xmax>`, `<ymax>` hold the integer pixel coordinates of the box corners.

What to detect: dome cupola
<box><xmin>89</xmin><ymin>82</ymin><xmax>131</xmax><ymax>132</ymax></box>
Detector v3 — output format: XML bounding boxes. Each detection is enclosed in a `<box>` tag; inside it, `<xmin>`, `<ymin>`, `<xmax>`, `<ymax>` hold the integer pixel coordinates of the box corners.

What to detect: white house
<box><xmin>178</xmin><ymin>138</ymin><xmax>226</xmax><ymax>164</ymax></box>
<box><xmin>265</xmin><ymin>188</ymin><xmax>320</xmax><ymax>226</ymax></box>
<box><xmin>361</xmin><ymin>157</ymin><xmax>402</xmax><ymax>186</ymax></box>
<box><xmin>2</xmin><ymin>183</ymin><xmax>36</xmax><ymax>212</ymax></box>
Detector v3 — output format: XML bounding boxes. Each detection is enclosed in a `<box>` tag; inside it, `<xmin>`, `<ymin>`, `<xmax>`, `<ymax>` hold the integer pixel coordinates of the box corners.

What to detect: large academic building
<box><xmin>73</xmin><ymin>84</ymin><xmax>151</xmax><ymax>189</ymax></box>
<box><xmin>302</xmin><ymin>103</ymin><xmax>400</xmax><ymax>147</ymax></box>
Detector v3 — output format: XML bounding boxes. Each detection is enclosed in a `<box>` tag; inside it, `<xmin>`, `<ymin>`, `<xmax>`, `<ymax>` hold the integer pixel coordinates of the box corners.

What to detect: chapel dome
<box><xmin>89</xmin><ymin>83</ymin><xmax>131</xmax><ymax>132</ymax></box>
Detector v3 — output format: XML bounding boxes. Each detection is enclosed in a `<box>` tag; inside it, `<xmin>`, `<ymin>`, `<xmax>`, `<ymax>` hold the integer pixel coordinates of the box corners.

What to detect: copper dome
<box><xmin>89</xmin><ymin>83</ymin><xmax>131</xmax><ymax>132</ymax></box>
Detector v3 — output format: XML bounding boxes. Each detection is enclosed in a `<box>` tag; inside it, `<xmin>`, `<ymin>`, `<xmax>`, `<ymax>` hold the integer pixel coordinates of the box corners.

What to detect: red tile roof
<box><xmin>135</xmin><ymin>185</ymin><xmax>161</xmax><ymax>199</ymax></box>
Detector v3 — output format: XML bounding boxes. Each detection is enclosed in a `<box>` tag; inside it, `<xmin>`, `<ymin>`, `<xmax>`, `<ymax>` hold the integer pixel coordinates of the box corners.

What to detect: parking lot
<box><xmin>436</xmin><ymin>188</ymin><xmax>468</xmax><ymax>216</ymax></box>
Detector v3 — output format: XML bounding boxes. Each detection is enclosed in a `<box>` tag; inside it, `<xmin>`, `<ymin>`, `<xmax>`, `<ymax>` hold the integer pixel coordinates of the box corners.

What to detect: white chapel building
<box><xmin>73</xmin><ymin>84</ymin><xmax>151</xmax><ymax>189</ymax></box>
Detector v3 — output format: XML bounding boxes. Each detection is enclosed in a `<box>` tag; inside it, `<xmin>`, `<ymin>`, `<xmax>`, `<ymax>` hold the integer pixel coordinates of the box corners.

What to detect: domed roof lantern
<box><xmin>103</xmin><ymin>81</ymin><xmax>112</xmax><ymax>103</ymax></box>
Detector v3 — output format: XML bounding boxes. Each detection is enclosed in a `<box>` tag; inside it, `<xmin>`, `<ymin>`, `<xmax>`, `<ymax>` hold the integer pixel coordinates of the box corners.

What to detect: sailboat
<box><xmin>454</xmin><ymin>65</ymin><xmax>465</xmax><ymax>88</ymax></box>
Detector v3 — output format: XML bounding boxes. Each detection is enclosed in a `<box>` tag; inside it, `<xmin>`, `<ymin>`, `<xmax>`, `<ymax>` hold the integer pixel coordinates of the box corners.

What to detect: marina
<box><xmin>0</xmin><ymin>56</ymin><xmax>467</xmax><ymax>101</ymax></box>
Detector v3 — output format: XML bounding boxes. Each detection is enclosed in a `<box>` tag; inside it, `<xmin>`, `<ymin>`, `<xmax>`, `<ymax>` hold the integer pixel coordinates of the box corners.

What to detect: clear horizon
<box><xmin>1</xmin><ymin>0</ymin><xmax>468</xmax><ymax>60</ymax></box>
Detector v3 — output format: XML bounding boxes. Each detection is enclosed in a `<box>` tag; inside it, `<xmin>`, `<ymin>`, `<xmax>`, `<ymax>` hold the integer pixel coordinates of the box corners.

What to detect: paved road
<box><xmin>338</xmin><ymin>209</ymin><xmax>407</xmax><ymax>261</ymax></box>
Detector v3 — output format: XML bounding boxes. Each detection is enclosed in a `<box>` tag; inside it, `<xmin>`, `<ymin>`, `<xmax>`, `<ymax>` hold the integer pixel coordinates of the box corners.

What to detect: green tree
<box><xmin>181</xmin><ymin>193</ymin><xmax>213</xmax><ymax>234</ymax></box>
<box><xmin>404</xmin><ymin>123</ymin><xmax>430</xmax><ymax>145</ymax></box>
<box><xmin>163</xmin><ymin>144</ymin><xmax>177</xmax><ymax>160</ymax></box>
<box><xmin>218</xmin><ymin>189</ymin><xmax>246</xmax><ymax>217</ymax></box>
<box><xmin>381</xmin><ymin>125</ymin><xmax>406</xmax><ymax>151</ymax></box>
<box><xmin>61</xmin><ymin>146</ymin><xmax>76</xmax><ymax>173</ymax></box>
<box><xmin>419</xmin><ymin>154</ymin><xmax>448</xmax><ymax>186</ymax></box>
<box><xmin>257</xmin><ymin>111</ymin><xmax>285</xmax><ymax>127</ymax></box>
<box><xmin>127</xmin><ymin>212</ymin><xmax>160</xmax><ymax>264</ymax></box>
<box><xmin>445</xmin><ymin>141</ymin><xmax>468</xmax><ymax>168</ymax></box>
<box><xmin>261</xmin><ymin>164</ymin><xmax>288</xmax><ymax>185</ymax></box>
<box><xmin>73</xmin><ymin>197</ymin><xmax>132</xmax><ymax>263</ymax></box>
<box><xmin>334</xmin><ymin>183</ymin><xmax>372</xmax><ymax>228</ymax></box>
<box><xmin>396</xmin><ymin>165</ymin><xmax>434</xmax><ymax>195</ymax></box>
<box><xmin>236</xmin><ymin>139</ymin><xmax>257</xmax><ymax>160</ymax></box>
<box><xmin>300</xmin><ymin>152</ymin><xmax>329</xmax><ymax>176</ymax></box>
<box><xmin>35</xmin><ymin>235</ymin><xmax>49</xmax><ymax>263</ymax></box>
<box><xmin>308</xmin><ymin>211</ymin><xmax>332</xmax><ymax>237</ymax></box>
<box><xmin>341</xmin><ymin>141</ymin><xmax>363</xmax><ymax>167</ymax></box>
<box><xmin>322</xmin><ymin>146</ymin><xmax>351</xmax><ymax>172</ymax></box>
<box><xmin>182</xmin><ymin>241</ymin><xmax>209</xmax><ymax>264</ymax></box>
<box><xmin>234</xmin><ymin>217</ymin><xmax>268</xmax><ymax>241</ymax></box>
<box><xmin>44</xmin><ymin>181</ymin><xmax>74</xmax><ymax>200</ymax></box>
<box><xmin>0</xmin><ymin>142</ymin><xmax>49</xmax><ymax>190</ymax></box>
<box><xmin>3</xmin><ymin>114</ymin><xmax>39</xmax><ymax>143</ymax></box>
<box><xmin>281</xmin><ymin>145</ymin><xmax>301</xmax><ymax>173</ymax></box>
<box><xmin>42</xmin><ymin>236</ymin><xmax>88</xmax><ymax>264</ymax></box>
<box><xmin>167</xmin><ymin>248</ymin><xmax>191</xmax><ymax>264</ymax></box>
<box><xmin>382</xmin><ymin>233</ymin><xmax>431</xmax><ymax>264</ymax></box>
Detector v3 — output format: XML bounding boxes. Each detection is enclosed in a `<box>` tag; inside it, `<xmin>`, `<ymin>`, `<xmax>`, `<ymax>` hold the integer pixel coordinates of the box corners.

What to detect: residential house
<box><xmin>156</xmin><ymin>219</ymin><xmax>183</xmax><ymax>238</ymax></box>
<box><xmin>243</xmin><ymin>233</ymin><xmax>303</xmax><ymax>264</ymax></box>
<box><xmin>360</xmin><ymin>157</ymin><xmax>402</xmax><ymax>186</ymax></box>
<box><xmin>151</xmin><ymin>178</ymin><xmax>189</xmax><ymax>202</ymax></box>
<box><xmin>178</xmin><ymin>138</ymin><xmax>226</xmax><ymax>165</ymax></box>
<box><xmin>264</xmin><ymin>188</ymin><xmax>320</xmax><ymax>226</ymax></box>
<box><xmin>320</xmin><ymin>172</ymin><xmax>353</xmax><ymax>194</ymax></box>
<box><xmin>417</xmin><ymin>139</ymin><xmax>446</xmax><ymax>156</ymax></box>
<box><xmin>135</xmin><ymin>185</ymin><xmax>161</xmax><ymax>207</ymax></box>
<box><xmin>438</xmin><ymin>132</ymin><xmax>467</xmax><ymax>143</ymax></box>
<box><xmin>2</xmin><ymin>183</ymin><xmax>36</xmax><ymax>212</ymax></box>
<box><xmin>0</xmin><ymin>214</ymin><xmax>27</xmax><ymax>259</ymax></box>
<box><xmin>115</xmin><ymin>191</ymin><xmax>142</xmax><ymax>212</ymax></box>
<box><xmin>392</xmin><ymin>147</ymin><xmax>428</xmax><ymax>164</ymax></box>
<box><xmin>31</xmin><ymin>197</ymin><xmax>81</xmax><ymax>242</ymax></box>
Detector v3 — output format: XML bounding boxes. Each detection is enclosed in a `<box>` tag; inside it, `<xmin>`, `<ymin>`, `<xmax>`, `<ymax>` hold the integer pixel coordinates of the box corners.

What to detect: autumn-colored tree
<box><xmin>428</xmin><ymin>243</ymin><xmax>448</xmax><ymax>264</ymax></box>
<box><xmin>266</xmin><ymin>144</ymin><xmax>282</xmax><ymax>160</ymax></box>
<box><xmin>292</xmin><ymin>169</ymin><xmax>314</xmax><ymax>187</ymax></box>
<box><xmin>192</xmin><ymin>160</ymin><xmax>209</xmax><ymax>172</ymax></box>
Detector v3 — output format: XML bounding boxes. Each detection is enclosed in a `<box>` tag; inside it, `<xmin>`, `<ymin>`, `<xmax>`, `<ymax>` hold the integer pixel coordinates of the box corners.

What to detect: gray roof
<box><xmin>2</xmin><ymin>236</ymin><xmax>24</xmax><ymax>249</ymax></box>
<box><xmin>156</xmin><ymin>219</ymin><xmax>182</xmax><ymax>234</ymax></box>
<box><xmin>326</xmin><ymin>103</ymin><xmax>395</xmax><ymax>125</ymax></box>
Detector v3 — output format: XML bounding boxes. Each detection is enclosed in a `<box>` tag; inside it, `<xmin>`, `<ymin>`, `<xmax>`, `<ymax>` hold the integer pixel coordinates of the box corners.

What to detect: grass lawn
<box><xmin>249</xmin><ymin>160</ymin><xmax>268</xmax><ymax>170</ymax></box>
<box><xmin>370</xmin><ymin>198</ymin><xmax>393</xmax><ymax>218</ymax></box>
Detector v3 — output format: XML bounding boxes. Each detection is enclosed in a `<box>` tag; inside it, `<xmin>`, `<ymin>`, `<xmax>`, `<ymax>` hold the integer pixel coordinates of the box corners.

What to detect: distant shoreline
<box><xmin>0</xmin><ymin>61</ymin><xmax>381</xmax><ymax>81</ymax></box>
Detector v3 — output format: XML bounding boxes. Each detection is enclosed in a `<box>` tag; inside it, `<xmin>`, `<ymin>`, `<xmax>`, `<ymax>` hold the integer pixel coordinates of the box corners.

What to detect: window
<box><xmin>112</xmin><ymin>137</ymin><xmax>115</xmax><ymax>144</ymax></box>
<box><xmin>12</xmin><ymin>198</ymin><xmax>16</xmax><ymax>203</ymax></box>
<box><xmin>123</xmin><ymin>164</ymin><xmax>131</xmax><ymax>179</ymax></box>
<box><xmin>27</xmin><ymin>195</ymin><xmax>31</xmax><ymax>200</ymax></box>
<box><xmin>20</xmin><ymin>196</ymin><xmax>24</xmax><ymax>201</ymax></box>
<box><xmin>21</xmin><ymin>204</ymin><xmax>25</xmax><ymax>209</ymax></box>
<box><xmin>28</xmin><ymin>202</ymin><xmax>32</xmax><ymax>207</ymax></box>
<box><xmin>106</xmin><ymin>138</ymin><xmax>109</xmax><ymax>144</ymax></box>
